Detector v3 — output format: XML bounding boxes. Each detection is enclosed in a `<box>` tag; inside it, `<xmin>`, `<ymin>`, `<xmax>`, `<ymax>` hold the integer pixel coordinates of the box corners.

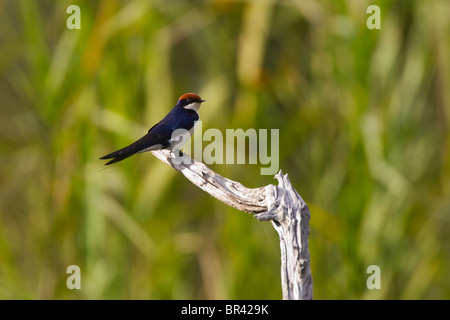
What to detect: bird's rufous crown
<box><xmin>179</xmin><ymin>93</ymin><xmax>202</xmax><ymax>101</ymax></box>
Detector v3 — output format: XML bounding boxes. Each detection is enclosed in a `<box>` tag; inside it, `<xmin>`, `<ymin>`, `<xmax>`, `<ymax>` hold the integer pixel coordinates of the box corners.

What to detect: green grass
<box><xmin>0</xmin><ymin>0</ymin><xmax>449</xmax><ymax>299</ymax></box>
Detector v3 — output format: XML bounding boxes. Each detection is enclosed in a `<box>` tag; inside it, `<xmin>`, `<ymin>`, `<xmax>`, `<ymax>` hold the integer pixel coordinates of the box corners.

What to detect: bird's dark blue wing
<box><xmin>149</xmin><ymin>107</ymin><xmax>199</xmax><ymax>135</ymax></box>
<box><xmin>99</xmin><ymin>132</ymin><xmax>168</xmax><ymax>165</ymax></box>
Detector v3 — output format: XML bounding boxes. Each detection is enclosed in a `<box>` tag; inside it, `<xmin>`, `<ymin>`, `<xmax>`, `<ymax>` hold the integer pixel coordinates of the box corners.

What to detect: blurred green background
<box><xmin>0</xmin><ymin>0</ymin><xmax>449</xmax><ymax>299</ymax></box>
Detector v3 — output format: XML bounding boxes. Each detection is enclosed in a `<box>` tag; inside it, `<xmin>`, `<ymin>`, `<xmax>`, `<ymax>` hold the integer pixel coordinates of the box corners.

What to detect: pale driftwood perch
<box><xmin>151</xmin><ymin>149</ymin><xmax>313</xmax><ymax>300</ymax></box>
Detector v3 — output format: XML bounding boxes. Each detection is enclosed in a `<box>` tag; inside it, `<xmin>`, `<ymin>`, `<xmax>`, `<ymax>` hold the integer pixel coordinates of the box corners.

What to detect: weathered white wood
<box><xmin>151</xmin><ymin>149</ymin><xmax>313</xmax><ymax>300</ymax></box>
<box><xmin>257</xmin><ymin>172</ymin><xmax>313</xmax><ymax>300</ymax></box>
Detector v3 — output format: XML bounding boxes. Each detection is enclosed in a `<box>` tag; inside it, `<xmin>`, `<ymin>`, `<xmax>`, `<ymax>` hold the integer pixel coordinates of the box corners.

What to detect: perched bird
<box><xmin>100</xmin><ymin>93</ymin><xmax>205</xmax><ymax>165</ymax></box>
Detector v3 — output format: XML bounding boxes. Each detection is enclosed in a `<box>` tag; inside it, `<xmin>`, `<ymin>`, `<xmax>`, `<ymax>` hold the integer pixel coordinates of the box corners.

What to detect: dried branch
<box><xmin>151</xmin><ymin>149</ymin><xmax>313</xmax><ymax>300</ymax></box>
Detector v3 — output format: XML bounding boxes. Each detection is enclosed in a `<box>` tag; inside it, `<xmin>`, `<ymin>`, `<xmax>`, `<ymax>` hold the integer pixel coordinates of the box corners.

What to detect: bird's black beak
<box><xmin>199</xmin><ymin>99</ymin><xmax>206</xmax><ymax>103</ymax></box>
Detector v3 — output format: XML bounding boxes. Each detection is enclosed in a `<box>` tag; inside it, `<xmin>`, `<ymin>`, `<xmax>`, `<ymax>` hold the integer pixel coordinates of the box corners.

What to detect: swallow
<box><xmin>100</xmin><ymin>93</ymin><xmax>205</xmax><ymax>165</ymax></box>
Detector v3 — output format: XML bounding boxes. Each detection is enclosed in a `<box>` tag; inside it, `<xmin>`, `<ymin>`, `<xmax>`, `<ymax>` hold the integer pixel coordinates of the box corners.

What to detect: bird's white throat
<box><xmin>184</xmin><ymin>102</ymin><xmax>201</xmax><ymax>113</ymax></box>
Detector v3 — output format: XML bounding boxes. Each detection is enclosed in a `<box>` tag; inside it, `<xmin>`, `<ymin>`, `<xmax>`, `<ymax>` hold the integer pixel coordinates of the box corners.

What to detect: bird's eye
<box><xmin>186</xmin><ymin>98</ymin><xmax>192</xmax><ymax>104</ymax></box>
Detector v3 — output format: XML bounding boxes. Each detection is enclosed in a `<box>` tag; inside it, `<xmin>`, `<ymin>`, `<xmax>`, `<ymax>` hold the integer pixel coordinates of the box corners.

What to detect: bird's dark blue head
<box><xmin>176</xmin><ymin>93</ymin><xmax>205</xmax><ymax>112</ymax></box>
